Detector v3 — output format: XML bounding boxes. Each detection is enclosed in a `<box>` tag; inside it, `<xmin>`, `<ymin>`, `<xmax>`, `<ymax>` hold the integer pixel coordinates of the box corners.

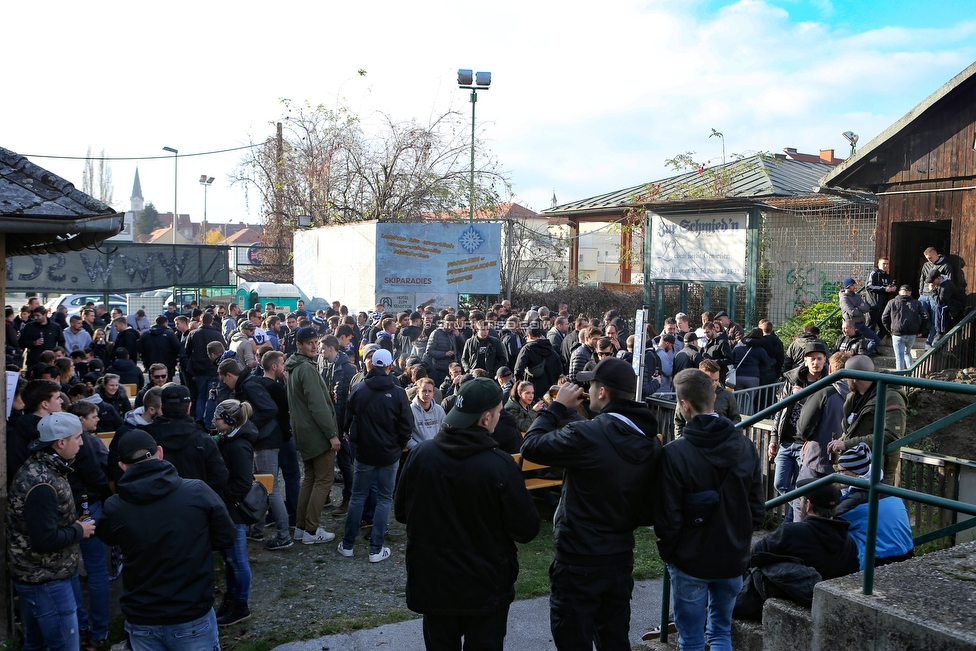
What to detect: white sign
<box><xmin>648</xmin><ymin>212</ymin><xmax>747</xmax><ymax>283</ymax></box>
<box><xmin>376</xmin><ymin>293</ymin><xmax>415</xmax><ymax>312</ymax></box>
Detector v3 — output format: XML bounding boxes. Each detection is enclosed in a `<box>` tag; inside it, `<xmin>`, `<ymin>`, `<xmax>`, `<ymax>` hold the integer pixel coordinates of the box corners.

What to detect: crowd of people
<box><xmin>4</xmin><ymin>253</ymin><xmax>943</xmax><ymax>651</ymax></box>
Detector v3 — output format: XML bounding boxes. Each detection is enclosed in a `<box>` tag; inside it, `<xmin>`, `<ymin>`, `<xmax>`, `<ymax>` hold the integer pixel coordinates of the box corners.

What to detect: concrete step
<box><xmin>763</xmin><ymin>598</ymin><xmax>813</xmax><ymax>651</ymax></box>
<box><xmin>813</xmin><ymin>541</ymin><xmax>976</xmax><ymax>651</ymax></box>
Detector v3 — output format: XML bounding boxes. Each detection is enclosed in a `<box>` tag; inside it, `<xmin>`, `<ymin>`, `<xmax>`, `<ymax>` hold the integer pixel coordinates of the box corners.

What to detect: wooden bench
<box><xmin>96</xmin><ymin>431</ymin><xmax>115</xmax><ymax>445</ymax></box>
<box><xmin>512</xmin><ymin>453</ymin><xmax>563</xmax><ymax>491</ymax></box>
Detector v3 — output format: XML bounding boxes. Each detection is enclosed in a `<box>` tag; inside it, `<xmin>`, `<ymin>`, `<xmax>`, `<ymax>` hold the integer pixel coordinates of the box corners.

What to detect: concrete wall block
<box><xmin>732</xmin><ymin>618</ymin><xmax>764</xmax><ymax>651</ymax></box>
<box><xmin>762</xmin><ymin>598</ymin><xmax>813</xmax><ymax>651</ymax></box>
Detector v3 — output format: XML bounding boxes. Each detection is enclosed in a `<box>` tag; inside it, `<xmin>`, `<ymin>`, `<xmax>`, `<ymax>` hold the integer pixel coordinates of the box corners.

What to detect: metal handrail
<box><xmin>892</xmin><ymin>304</ymin><xmax>976</xmax><ymax>376</ymax></box>
<box><xmin>815</xmin><ymin>305</ymin><xmax>841</xmax><ymax>329</ymax></box>
<box><xmin>657</xmin><ymin>368</ymin><xmax>976</xmax><ymax>643</ymax></box>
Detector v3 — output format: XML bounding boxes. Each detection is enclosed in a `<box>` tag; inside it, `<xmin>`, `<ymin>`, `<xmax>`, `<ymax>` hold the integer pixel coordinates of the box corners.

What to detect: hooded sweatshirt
<box><xmin>96</xmin><ymin>458</ymin><xmax>236</xmax><ymax>625</ymax></box>
<box><xmin>656</xmin><ymin>414</ymin><xmax>765</xmax><ymax>579</ymax></box>
<box><xmin>145</xmin><ymin>415</ymin><xmax>228</xmax><ymax>494</ymax></box>
<box><xmin>408</xmin><ymin>396</ymin><xmax>445</xmax><ymax>449</ymax></box>
<box><xmin>522</xmin><ymin>398</ymin><xmax>663</xmax><ymax>564</ymax></box>
<box><xmin>394</xmin><ymin>424</ymin><xmax>540</xmax><ymax>616</ymax></box>
<box><xmin>344</xmin><ymin>368</ymin><xmax>413</xmax><ymax>466</ymax></box>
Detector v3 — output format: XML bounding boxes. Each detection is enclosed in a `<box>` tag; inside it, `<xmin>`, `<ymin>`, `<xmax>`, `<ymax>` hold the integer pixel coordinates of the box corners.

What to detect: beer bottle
<box><xmin>80</xmin><ymin>495</ymin><xmax>93</xmax><ymax>522</ymax></box>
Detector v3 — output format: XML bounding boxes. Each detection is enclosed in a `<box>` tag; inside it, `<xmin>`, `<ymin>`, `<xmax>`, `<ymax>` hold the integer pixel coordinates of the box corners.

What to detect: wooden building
<box><xmin>822</xmin><ymin>60</ymin><xmax>976</xmax><ymax>303</ymax></box>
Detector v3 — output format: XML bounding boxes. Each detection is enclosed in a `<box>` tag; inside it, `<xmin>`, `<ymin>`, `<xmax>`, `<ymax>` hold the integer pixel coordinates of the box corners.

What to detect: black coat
<box><xmin>106</xmin><ymin>359</ymin><xmax>144</xmax><ymax>390</ymax></box>
<box><xmin>512</xmin><ymin>338</ymin><xmax>562</xmax><ymax>401</ymax></box>
<box><xmin>184</xmin><ymin>324</ymin><xmax>225</xmax><ymax>377</ymax></box>
<box><xmin>217</xmin><ymin>422</ymin><xmax>257</xmax><ymax>525</ymax></box>
<box><xmin>96</xmin><ymin>458</ymin><xmax>236</xmax><ymax>625</ymax></box>
<box><xmin>145</xmin><ymin>415</ymin><xmax>228</xmax><ymax>494</ymax></box>
<box><xmin>522</xmin><ymin>398</ymin><xmax>662</xmax><ymax>563</ymax></box>
<box><xmin>656</xmin><ymin>414</ymin><xmax>765</xmax><ymax>580</ymax></box>
<box><xmin>112</xmin><ymin>327</ymin><xmax>140</xmax><ymax>363</ymax></box>
<box><xmin>231</xmin><ymin>368</ymin><xmax>281</xmax><ymax>451</ymax></box>
<box><xmin>19</xmin><ymin>319</ymin><xmax>64</xmax><ymax>367</ymax></box>
<box><xmin>752</xmin><ymin>515</ymin><xmax>860</xmax><ymax>581</ymax></box>
<box><xmin>394</xmin><ymin>424</ymin><xmax>540</xmax><ymax>616</ymax></box>
<box><xmin>673</xmin><ymin>346</ymin><xmax>704</xmax><ymax>376</ymax></box>
<box><xmin>140</xmin><ymin>325</ymin><xmax>185</xmax><ymax>375</ymax></box>
<box><xmin>344</xmin><ymin>369</ymin><xmax>413</xmax><ymax>466</ymax></box>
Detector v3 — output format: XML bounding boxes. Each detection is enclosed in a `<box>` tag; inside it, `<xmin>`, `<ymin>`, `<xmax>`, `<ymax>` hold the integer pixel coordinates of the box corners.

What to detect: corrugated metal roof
<box><xmin>544</xmin><ymin>155</ymin><xmax>836</xmax><ymax>216</ymax></box>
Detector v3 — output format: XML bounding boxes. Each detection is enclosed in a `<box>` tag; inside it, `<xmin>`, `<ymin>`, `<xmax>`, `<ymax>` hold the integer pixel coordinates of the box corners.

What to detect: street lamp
<box><xmin>199</xmin><ymin>174</ymin><xmax>215</xmax><ymax>243</ymax></box>
<box><xmin>162</xmin><ymin>146</ymin><xmax>178</xmax><ymax>245</ymax></box>
<box><xmin>457</xmin><ymin>69</ymin><xmax>491</xmax><ymax>223</ymax></box>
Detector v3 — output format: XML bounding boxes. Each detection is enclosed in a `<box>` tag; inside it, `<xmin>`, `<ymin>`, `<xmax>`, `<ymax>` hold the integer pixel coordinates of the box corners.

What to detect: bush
<box><xmin>777</xmin><ymin>302</ymin><xmax>842</xmax><ymax>349</ymax></box>
<box><xmin>513</xmin><ymin>286</ymin><xmax>646</xmax><ymax>321</ymax></box>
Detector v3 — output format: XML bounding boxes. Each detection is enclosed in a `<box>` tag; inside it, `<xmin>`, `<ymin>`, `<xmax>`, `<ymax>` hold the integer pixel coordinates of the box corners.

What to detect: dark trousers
<box><xmin>278</xmin><ymin>438</ymin><xmax>301</xmax><ymax>527</ymax></box>
<box><xmin>422</xmin><ymin>604</ymin><xmax>510</xmax><ymax>651</ymax></box>
<box><xmin>337</xmin><ymin>436</ymin><xmax>355</xmax><ymax>502</ymax></box>
<box><xmin>549</xmin><ymin>559</ymin><xmax>634</xmax><ymax>651</ymax></box>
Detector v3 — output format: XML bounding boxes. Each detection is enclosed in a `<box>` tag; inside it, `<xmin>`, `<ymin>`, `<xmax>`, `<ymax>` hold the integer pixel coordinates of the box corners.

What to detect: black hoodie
<box><xmin>512</xmin><ymin>338</ymin><xmax>563</xmax><ymax>400</ymax></box>
<box><xmin>145</xmin><ymin>415</ymin><xmax>228</xmax><ymax>494</ymax></box>
<box><xmin>656</xmin><ymin>414</ymin><xmax>765</xmax><ymax>579</ymax></box>
<box><xmin>344</xmin><ymin>368</ymin><xmax>413</xmax><ymax>466</ymax></box>
<box><xmin>139</xmin><ymin>323</ymin><xmax>185</xmax><ymax>374</ymax></box>
<box><xmin>752</xmin><ymin>515</ymin><xmax>860</xmax><ymax>581</ymax></box>
<box><xmin>394</xmin><ymin>424</ymin><xmax>539</xmax><ymax>616</ymax></box>
<box><xmin>522</xmin><ymin>398</ymin><xmax>663</xmax><ymax>564</ymax></box>
<box><xmin>96</xmin><ymin>458</ymin><xmax>236</xmax><ymax>625</ymax></box>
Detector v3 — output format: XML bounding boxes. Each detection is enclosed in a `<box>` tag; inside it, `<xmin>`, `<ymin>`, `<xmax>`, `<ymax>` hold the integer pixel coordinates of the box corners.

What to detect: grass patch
<box><xmin>515</xmin><ymin>516</ymin><xmax>665</xmax><ymax>600</ymax></box>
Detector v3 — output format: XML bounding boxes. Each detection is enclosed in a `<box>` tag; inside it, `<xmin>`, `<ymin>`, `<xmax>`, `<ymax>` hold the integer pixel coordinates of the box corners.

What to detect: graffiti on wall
<box><xmin>785</xmin><ymin>266</ymin><xmax>842</xmax><ymax>315</ymax></box>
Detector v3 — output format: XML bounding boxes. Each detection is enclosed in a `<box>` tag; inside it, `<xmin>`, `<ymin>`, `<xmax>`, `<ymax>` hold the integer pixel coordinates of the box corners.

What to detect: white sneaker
<box><xmin>301</xmin><ymin>527</ymin><xmax>335</xmax><ymax>545</ymax></box>
<box><xmin>337</xmin><ymin>542</ymin><xmax>354</xmax><ymax>557</ymax></box>
<box><xmin>368</xmin><ymin>547</ymin><xmax>391</xmax><ymax>563</ymax></box>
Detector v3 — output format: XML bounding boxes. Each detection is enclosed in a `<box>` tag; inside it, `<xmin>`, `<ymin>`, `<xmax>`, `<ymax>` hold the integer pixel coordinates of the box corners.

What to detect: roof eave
<box><xmin>2</xmin><ymin>212</ymin><xmax>125</xmax><ymax>256</ymax></box>
<box><xmin>822</xmin><ymin>60</ymin><xmax>976</xmax><ymax>188</ymax></box>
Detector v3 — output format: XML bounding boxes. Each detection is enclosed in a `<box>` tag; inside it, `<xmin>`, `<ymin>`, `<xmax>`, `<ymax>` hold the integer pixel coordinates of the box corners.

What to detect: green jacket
<box><xmin>285</xmin><ymin>352</ymin><xmax>338</xmax><ymax>460</ymax></box>
<box><xmin>841</xmin><ymin>384</ymin><xmax>907</xmax><ymax>482</ymax></box>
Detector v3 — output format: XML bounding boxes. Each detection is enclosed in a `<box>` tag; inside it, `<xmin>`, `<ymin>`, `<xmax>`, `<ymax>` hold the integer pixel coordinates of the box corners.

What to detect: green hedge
<box><xmin>777</xmin><ymin>302</ymin><xmax>842</xmax><ymax>350</ymax></box>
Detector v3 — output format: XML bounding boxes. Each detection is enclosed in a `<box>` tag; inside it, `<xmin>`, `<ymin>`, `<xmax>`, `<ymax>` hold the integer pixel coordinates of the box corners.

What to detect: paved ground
<box><xmin>273</xmin><ymin>578</ymin><xmax>666</xmax><ymax>650</ymax></box>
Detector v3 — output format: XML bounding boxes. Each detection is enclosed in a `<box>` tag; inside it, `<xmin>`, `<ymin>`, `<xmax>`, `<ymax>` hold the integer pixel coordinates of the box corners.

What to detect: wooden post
<box><xmin>568</xmin><ymin>218</ymin><xmax>580</xmax><ymax>286</ymax></box>
<box><xmin>619</xmin><ymin>214</ymin><xmax>633</xmax><ymax>284</ymax></box>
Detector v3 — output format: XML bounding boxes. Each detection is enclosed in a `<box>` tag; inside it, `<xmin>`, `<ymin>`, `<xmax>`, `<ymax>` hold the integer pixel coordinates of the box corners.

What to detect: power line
<box><xmin>17</xmin><ymin>143</ymin><xmax>262</xmax><ymax>162</ymax></box>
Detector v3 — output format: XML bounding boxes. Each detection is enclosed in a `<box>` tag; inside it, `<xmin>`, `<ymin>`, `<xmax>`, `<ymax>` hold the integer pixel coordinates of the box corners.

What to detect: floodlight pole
<box><xmin>470</xmin><ymin>89</ymin><xmax>476</xmax><ymax>224</ymax></box>
<box><xmin>458</xmin><ymin>69</ymin><xmax>491</xmax><ymax>224</ymax></box>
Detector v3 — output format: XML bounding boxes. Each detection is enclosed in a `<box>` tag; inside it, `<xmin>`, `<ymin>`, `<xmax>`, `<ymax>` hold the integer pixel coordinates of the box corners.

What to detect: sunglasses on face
<box><xmin>597</xmin><ymin>351</ymin><xmax>614</xmax><ymax>357</ymax></box>
<box><xmin>153</xmin><ymin>374</ymin><xmax>167</xmax><ymax>380</ymax></box>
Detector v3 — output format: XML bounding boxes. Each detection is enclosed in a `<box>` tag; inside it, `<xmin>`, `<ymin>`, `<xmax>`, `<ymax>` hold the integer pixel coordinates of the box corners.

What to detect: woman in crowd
<box><xmin>505</xmin><ymin>380</ymin><xmax>544</xmax><ymax>433</ymax></box>
<box><xmin>213</xmin><ymin>399</ymin><xmax>257</xmax><ymax>627</ymax></box>
<box><xmin>95</xmin><ymin>373</ymin><xmax>131</xmax><ymax>417</ymax></box>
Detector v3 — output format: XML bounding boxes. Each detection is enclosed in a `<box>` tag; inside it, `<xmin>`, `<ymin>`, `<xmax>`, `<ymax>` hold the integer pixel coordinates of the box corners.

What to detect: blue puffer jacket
<box><xmin>835</xmin><ymin>490</ymin><xmax>914</xmax><ymax>569</ymax></box>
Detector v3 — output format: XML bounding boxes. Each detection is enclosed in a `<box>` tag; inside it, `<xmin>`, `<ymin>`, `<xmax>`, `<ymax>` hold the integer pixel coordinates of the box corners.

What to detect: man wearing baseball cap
<box><xmin>97</xmin><ymin>430</ymin><xmax>236</xmax><ymax>649</ymax></box>
<box><xmin>521</xmin><ymin>357</ymin><xmax>662</xmax><ymax>650</ymax></box>
<box><xmin>395</xmin><ymin>377</ymin><xmax>539</xmax><ymax>650</ymax></box>
<box><xmin>338</xmin><ymin>349</ymin><xmax>412</xmax><ymax>562</ymax></box>
<box><xmin>285</xmin><ymin>327</ymin><xmax>342</xmax><ymax>545</ymax></box>
<box><xmin>839</xmin><ymin>277</ymin><xmax>881</xmax><ymax>355</ymax></box>
<box><xmin>7</xmin><ymin>412</ymin><xmax>95</xmax><ymax>650</ymax></box>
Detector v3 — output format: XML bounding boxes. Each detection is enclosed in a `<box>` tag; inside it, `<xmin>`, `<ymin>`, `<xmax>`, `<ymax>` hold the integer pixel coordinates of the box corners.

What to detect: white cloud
<box><xmin>0</xmin><ymin>0</ymin><xmax>974</xmax><ymax>219</ymax></box>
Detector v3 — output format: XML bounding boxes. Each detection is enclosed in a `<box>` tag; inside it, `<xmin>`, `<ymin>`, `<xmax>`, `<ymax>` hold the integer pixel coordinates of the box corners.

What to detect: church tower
<box><xmin>130</xmin><ymin>167</ymin><xmax>144</xmax><ymax>213</ymax></box>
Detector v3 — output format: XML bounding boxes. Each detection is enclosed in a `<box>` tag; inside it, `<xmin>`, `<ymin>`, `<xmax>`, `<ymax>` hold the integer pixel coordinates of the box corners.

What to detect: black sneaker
<box><xmin>215</xmin><ymin>594</ymin><xmax>234</xmax><ymax>619</ymax></box>
<box><xmin>217</xmin><ymin>603</ymin><xmax>251</xmax><ymax>627</ymax></box>
<box><xmin>265</xmin><ymin>536</ymin><xmax>294</xmax><ymax>551</ymax></box>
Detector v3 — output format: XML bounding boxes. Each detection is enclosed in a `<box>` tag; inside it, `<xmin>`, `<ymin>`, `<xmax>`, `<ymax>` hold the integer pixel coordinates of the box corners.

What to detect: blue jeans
<box><xmin>667</xmin><ymin>564</ymin><xmax>741</xmax><ymax>651</ymax></box>
<box><xmin>125</xmin><ymin>609</ymin><xmax>220</xmax><ymax>651</ymax></box>
<box><xmin>194</xmin><ymin>375</ymin><xmax>218</xmax><ymax>422</ymax></box>
<box><xmin>342</xmin><ymin>460</ymin><xmax>397</xmax><ymax>554</ymax></box>
<box><xmin>774</xmin><ymin>442</ymin><xmax>801</xmax><ymax>522</ymax></box>
<box><xmin>14</xmin><ymin>577</ymin><xmax>79</xmax><ymax>651</ymax></box>
<box><xmin>72</xmin><ymin>502</ymin><xmax>109</xmax><ymax>641</ymax></box>
<box><xmin>253</xmin><ymin>448</ymin><xmax>290</xmax><ymax>540</ymax></box>
<box><xmin>278</xmin><ymin>439</ymin><xmax>300</xmax><ymax>527</ymax></box>
<box><xmin>220</xmin><ymin>524</ymin><xmax>251</xmax><ymax>604</ymax></box>
<box><xmin>919</xmin><ymin>295</ymin><xmax>935</xmax><ymax>344</ymax></box>
<box><xmin>892</xmin><ymin>334</ymin><xmax>916</xmax><ymax>371</ymax></box>
<box><xmin>855</xmin><ymin>323</ymin><xmax>881</xmax><ymax>355</ymax></box>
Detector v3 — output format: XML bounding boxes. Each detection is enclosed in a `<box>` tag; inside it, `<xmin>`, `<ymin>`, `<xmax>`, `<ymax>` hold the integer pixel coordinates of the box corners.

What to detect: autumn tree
<box><xmin>232</xmin><ymin>98</ymin><xmax>508</xmax><ymax>266</ymax></box>
<box><xmin>81</xmin><ymin>146</ymin><xmax>114</xmax><ymax>205</ymax></box>
<box><xmin>204</xmin><ymin>229</ymin><xmax>225</xmax><ymax>245</ymax></box>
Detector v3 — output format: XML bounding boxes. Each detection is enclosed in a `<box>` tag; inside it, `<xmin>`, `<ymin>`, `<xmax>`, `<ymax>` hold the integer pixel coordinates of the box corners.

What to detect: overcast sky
<box><xmin>3</xmin><ymin>0</ymin><xmax>974</xmax><ymax>226</ymax></box>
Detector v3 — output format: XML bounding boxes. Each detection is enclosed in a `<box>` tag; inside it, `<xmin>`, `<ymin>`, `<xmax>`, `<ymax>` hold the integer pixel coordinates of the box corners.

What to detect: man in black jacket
<box><xmin>882</xmin><ymin>285</ymin><xmax>928</xmax><ymax>372</ymax></box>
<box><xmin>750</xmin><ymin>477</ymin><xmax>859</xmax><ymax>581</ymax></box>
<box><xmin>184</xmin><ymin>312</ymin><xmax>226</xmax><ymax>420</ymax></box>
<box><xmin>110</xmin><ymin>317</ymin><xmax>140</xmax><ymax>364</ymax></box>
<box><xmin>656</xmin><ymin>368</ymin><xmax>764</xmax><ymax>651</ymax></box>
<box><xmin>865</xmin><ymin>257</ymin><xmax>897</xmax><ymax>340</ymax></box>
<box><xmin>672</xmin><ymin>331</ymin><xmax>704</xmax><ymax>376</ymax></box>
<box><xmin>338</xmin><ymin>349</ymin><xmax>413</xmax><ymax>562</ymax></box>
<box><xmin>140</xmin><ymin>316</ymin><xmax>186</xmax><ymax>380</ymax></box>
<box><xmin>18</xmin><ymin>306</ymin><xmax>64</xmax><ymax>368</ymax></box>
<box><xmin>395</xmin><ymin>376</ymin><xmax>539</xmax><ymax>651</ymax></box>
<box><xmin>143</xmin><ymin>384</ymin><xmax>228</xmax><ymax>495</ymax></box>
<box><xmin>522</xmin><ymin>357</ymin><xmax>662</xmax><ymax>651</ymax></box>
<box><xmin>832</xmin><ymin>320</ymin><xmax>870</xmax><ymax>357</ymax></box>
<box><xmin>320</xmin><ymin>335</ymin><xmax>357</xmax><ymax>516</ymax></box>
<box><xmin>512</xmin><ymin>325</ymin><xmax>562</xmax><ymax>401</ymax></box>
<box><xmin>97</xmin><ymin>429</ymin><xmax>236</xmax><ymax>648</ymax></box>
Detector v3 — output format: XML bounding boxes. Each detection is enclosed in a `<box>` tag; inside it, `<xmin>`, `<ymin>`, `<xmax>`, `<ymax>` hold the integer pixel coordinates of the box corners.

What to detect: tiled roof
<box><xmin>424</xmin><ymin>202</ymin><xmax>540</xmax><ymax>221</ymax></box>
<box><xmin>544</xmin><ymin>154</ymin><xmax>837</xmax><ymax>216</ymax></box>
<box><xmin>0</xmin><ymin>146</ymin><xmax>123</xmax><ymax>255</ymax></box>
